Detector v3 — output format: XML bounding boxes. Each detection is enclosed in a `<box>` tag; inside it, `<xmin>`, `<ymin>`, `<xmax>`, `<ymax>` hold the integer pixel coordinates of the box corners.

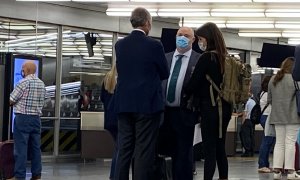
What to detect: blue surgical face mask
<box><xmin>176</xmin><ymin>36</ymin><xmax>190</xmax><ymax>49</ymax></box>
<box><xmin>198</xmin><ymin>42</ymin><xmax>207</xmax><ymax>51</ymax></box>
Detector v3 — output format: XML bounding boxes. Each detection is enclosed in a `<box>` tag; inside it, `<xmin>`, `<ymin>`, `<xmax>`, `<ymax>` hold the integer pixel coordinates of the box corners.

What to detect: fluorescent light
<box><xmin>211</xmin><ymin>9</ymin><xmax>265</xmax><ymax>17</ymax></box>
<box><xmin>100</xmin><ymin>42</ymin><xmax>113</xmax><ymax>46</ymax></box>
<box><xmin>17</xmin><ymin>0</ymin><xmax>70</xmax><ymax>1</ymax></box>
<box><xmin>0</xmin><ymin>35</ymin><xmax>16</xmax><ymax>39</ymax></box>
<box><xmin>282</xmin><ymin>31</ymin><xmax>300</xmax><ymax>38</ymax></box>
<box><xmin>288</xmin><ymin>39</ymin><xmax>300</xmax><ymax>45</ymax></box>
<box><xmin>158</xmin><ymin>9</ymin><xmax>210</xmax><ymax>17</ymax></box>
<box><xmin>73</xmin><ymin>0</ymin><xmax>126</xmax><ymax>1</ymax></box>
<box><xmin>226</xmin><ymin>21</ymin><xmax>274</xmax><ymax>29</ymax></box>
<box><xmin>266</xmin><ymin>9</ymin><xmax>300</xmax><ymax>17</ymax></box>
<box><xmin>63</xmin><ymin>52</ymin><xmax>81</xmax><ymax>56</ymax></box>
<box><xmin>98</xmin><ymin>34</ymin><xmax>113</xmax><ymax>38</ymax></box>
<box><xmin>275</xmin><ymin>22</ymin><xmax>300</xmax><ymax>29</ymax></box>
<box><xmin>191</xmin><ymin>0</ymin><xmax>251</xmax><ymax>1</ymax></box>
<box><xmin>132</xmin><ymin>0</ymin><xmax>188</xmax><ymax>2</ymax></box>
<box><xmin>254</xmin><ymin>0</ymin><xmax>300</xmax><ymax>2</ymax></box>
<box><xmin>0</xmin><ymin>25</ymin><xmax>35</xmax><ymax>30</ymax></box>
<box><xmin>102</xmin><ymin>48</ymin><xmax>112</xmax><ymax>51</ymax></box>
<box><xmin>103</xmin><ymin>53</ymin><xmax>112</xmax><ymax>57</ymax></box>
<box><xmin>227</xmin><ymin>24</ymin><xmax>274</xmax><ymax>28</ymax></box>
<box><xmin>83</xmin><ymin>56</ymin><xmax>104</xmax><ymax>60</ymax></box>
<box><xmin>106</xmin><ymin>8</ymin><xmax>158</xmax><ymax>17</ymax></box>
<box><xmin>238</xmin><ymin>31</ymin><xmax>281</xmax><ymax>37</ymax></box>
<box><xmin>39</xmin><ymin>49</ymin><xmax>57</xmax><ymax>53</ymax></box>
<box><xmin>179</xmin><ymin>20</ymin><xmax>226</xmax><ymax>28</ymax></box>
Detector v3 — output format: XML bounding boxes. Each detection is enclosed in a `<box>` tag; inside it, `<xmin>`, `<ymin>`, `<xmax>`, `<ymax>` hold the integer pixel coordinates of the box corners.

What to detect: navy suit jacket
<box><xmin>114</xmin><ymin>30</ymin><xmax>169</xmax><ymax>114</ymax></box>
<box><xmin>293</xmin><ymin>45</ymin><xmax>300</xmax><ymax>81</ymax></box>
<box><xmin>162</xmin><ymin>50</ymin><xmax>201</xmax><ymax>107</ymax></box>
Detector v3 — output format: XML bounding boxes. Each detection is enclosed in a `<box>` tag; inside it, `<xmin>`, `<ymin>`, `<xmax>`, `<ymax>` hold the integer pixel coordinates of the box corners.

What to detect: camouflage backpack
<box><xmin>206</xmin><ymin>53</ymin><xmax>252</xmax><ymax>138</ymax></box>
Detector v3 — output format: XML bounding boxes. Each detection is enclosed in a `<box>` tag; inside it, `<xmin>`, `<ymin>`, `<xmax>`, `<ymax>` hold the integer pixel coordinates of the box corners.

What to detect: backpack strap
<box><xmin>261</xmin><ymin>103</ymin><xmax>269</xmax><ymax>114</ymax></box>
<box><xmin>259</xmin><ymin>91</ymin><xmax>270</xmax><ymax>115</ymax></box>
<box><xmin>206</xmin><ymin>74</ymin><xmax>223</xmax><ymax>138</ymax></box>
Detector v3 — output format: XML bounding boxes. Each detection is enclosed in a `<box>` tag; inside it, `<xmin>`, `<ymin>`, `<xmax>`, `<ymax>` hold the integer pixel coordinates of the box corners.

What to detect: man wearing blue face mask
<box><xmin>161</xmin><ymin>27</ymin><xmax>201</xmax><ymax>180</ymax></box>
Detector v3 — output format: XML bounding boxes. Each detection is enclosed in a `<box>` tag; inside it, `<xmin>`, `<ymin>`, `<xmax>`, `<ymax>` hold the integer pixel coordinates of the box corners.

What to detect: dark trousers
<box><xmin>115</xmin><ymin>112</ymin><xmax>161</xmax><ymax>180</ymax></box>
<box><xmin>199</xmin><ymin>100</ymin><xmax>232</xmax><ymax>180</ymax></box>
<box><xmin>258</xmin><ymin>115</ymin><xmax>276</xmax><ymax>168</ymax></box>
<box><xmin>164</xmin><ymin>107</ymin><xmax>197</xmax><ymax>180</ymax></box>
<box><xmin>107</xmin><ymin>129</ymin><xmax>118</xmax><ymax>180</ymax></box>
<box><xmin>239</xmin><ymin>119</ymin><xmax>255</xmax><ymax>153</ymax></box>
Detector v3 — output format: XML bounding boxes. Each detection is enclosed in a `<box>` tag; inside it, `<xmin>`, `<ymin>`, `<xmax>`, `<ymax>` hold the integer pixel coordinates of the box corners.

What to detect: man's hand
<box><xmin>9</xmin><ymin>100</ymin><xmax>15</xmax><ymax>106</ymax></box>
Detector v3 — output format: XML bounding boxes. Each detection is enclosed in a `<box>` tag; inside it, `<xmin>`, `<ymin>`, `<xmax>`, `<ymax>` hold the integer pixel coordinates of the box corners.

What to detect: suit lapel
<box><xmin>183</xmin><ymin>51</ymin><xmax>200</xmax><ymax>87</ymax></box>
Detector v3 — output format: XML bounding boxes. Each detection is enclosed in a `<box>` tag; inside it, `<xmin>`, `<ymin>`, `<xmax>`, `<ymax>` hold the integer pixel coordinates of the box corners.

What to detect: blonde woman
<box><xmin>268</xmin><ymin>57</ymin><xmax>300</xmax><ymax>179</ymax></box>
<box><xmin>101</xmin><ymin>64</ymin><xmax>118</xmax><ymax>180</ymax></box>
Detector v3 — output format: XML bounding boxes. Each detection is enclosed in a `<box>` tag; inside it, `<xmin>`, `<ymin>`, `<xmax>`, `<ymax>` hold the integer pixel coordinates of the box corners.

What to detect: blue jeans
<box><xmin>258</xmin><ymin>115</ymin><xmax>276</xmax><ymax>168</ymax></box>
<box><xmin>13</xmin><ymin>114</ymin><xmax>42</xmax><ymax>180</ymax></box>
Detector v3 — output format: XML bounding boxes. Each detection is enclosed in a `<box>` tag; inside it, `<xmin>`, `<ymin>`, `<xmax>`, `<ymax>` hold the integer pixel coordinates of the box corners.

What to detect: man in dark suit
<box><xmin>114</xmin><ymin>7</ymin><xmax>169</xmax><ymax>180</ymax></box>
<box><xmin>162</xmin><ymin>27</ymin><xmax>201</xmax><ymax>180</ymax></box>
<box><xmin>293</xmin><ymin>45</ymin><xmax>300</xmax><ymax>81</ymax></box>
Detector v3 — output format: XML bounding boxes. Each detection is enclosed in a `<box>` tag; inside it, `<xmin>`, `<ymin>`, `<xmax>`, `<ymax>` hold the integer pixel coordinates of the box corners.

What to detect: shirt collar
<box><xmin>25</xmin><ymin>74</ymin><xmax>36</xmax><ymax>79</ymax></box>
<box><xmin>174</xmin><ymin>48</ymin><xmax>192</xmax><ymax>58</ymax></box>
<box><xmin>132</xmin><ymin>29</ymin><xmax>146</xmax><ymax>35</ymax></box>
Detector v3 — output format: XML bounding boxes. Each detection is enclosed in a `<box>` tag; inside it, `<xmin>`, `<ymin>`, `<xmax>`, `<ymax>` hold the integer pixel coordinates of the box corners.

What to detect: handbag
<box><xmin>264</xmin><ymin>115</ymin><xmax>276</xmax><ymax>137</ymax></box>
<box><xmin>294</xmin><ymin>81</ymin><xmax>300</xmax><ymax>116</ymax></box>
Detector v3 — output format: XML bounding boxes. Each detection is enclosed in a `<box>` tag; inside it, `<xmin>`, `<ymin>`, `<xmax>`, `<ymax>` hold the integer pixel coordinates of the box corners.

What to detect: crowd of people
<box><xmin>9</xmin><ymin>6</ymin><xmax>300</xmax><ymax>180</ymax></box>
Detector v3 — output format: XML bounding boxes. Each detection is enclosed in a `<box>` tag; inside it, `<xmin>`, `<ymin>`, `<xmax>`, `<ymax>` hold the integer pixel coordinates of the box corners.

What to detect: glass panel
<box><xmin>0</xmin><ymin>18</ymin><xmax>57</xmax><ymax>154</ymax></box>
<box><xmin>60</xmin><ymin>27</ymin><xmax>113</xmax><ymax>154</ymax></box>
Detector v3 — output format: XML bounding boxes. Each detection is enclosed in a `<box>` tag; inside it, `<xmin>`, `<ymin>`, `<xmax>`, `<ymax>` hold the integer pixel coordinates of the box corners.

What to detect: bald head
<box><xmin>22</xmin><ymin>61</ymin><xmax>36</xmax><ymax>77</ymax></box>
<box><xmin>176</xmin><ymin>27</ymin><xmax>195</xmax><ymax>53</ymax></box>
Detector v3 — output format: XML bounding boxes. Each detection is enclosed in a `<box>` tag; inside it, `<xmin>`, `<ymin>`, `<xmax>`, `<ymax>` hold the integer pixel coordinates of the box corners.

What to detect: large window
<box><xmin>0</xmin><ymin>18</ymin><xmax>58</xmax><ymax>154</ymax></box>
<box><xmin>60</xmin><ymin>27</ymin><xmax>113</xmax><ymax>153</ymax></box>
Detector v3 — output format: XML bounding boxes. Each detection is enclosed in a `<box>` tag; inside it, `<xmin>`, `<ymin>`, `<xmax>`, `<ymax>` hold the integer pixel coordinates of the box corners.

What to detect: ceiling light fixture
<box><xmin>16</xmin><ymin>0</ymin><xmax>70</xmax><ymax>1</ymax></box>
<box><xmin>238</xmin><ymin>30</ymin><xmax>282</xmax><ymax>37</ymax></box>
<box><xmin>179</xmin><ymin>20</ymin><xmax>226</xmax><ymax>28</ymax></box>
<box><xmin>191</xmin><ymin>0</ymin><xmax>251</xmax><ymax>2</ymax></box>
<box><xmin>288</xmin><ymin>38</ymin><xmax>300</xmax><ymax>45</ymax></box>
<box><xmin>226</xmin><ymin>21</ymin><xmax>274</xmax><ymax>29</ymax></box>
<box><xmin>265</xmin><ymin>9</ymin><xmax>300</xmax><ymax>17</ymax></box>
<box><xmin>211</xmin><ymin>9</ymin><xmax>265</xmax><ymax>17</ymax></box>
<box><xmin>106</xmin><ymin>8</ymin><xmax>158</xmax><ymax>17</ymax></box>
<box><xmin>158</xmin><ymin>9</ymin><xmax>210</xmax><ymax>17</ymax></box>
<box><xmin>254</xmin><ymin>0</ymin><xmax>300</xmax><ymax>2</ymax></box>
<box><xmin>282</xmin><ymin>31</ymin><xmax>300</xmax><ymax>37</ymax></box>
<box><xmin>275</xmin><ymin>22</ymin><xmax>300</xmax><ymax>29</ymax></box>
<box><xmin>131</xmin><ymin>0</ymin><xmax>189</xmax><ymax>2</ymax></box>
<box><xmin>73</xmin><ymin>0</ymin><xmax>127</xmax><ymax>1</ymax></box>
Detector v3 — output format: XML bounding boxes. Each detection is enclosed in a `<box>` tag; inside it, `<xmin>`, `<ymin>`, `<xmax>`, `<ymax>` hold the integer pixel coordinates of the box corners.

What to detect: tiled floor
<box><xmin>23</xmin><ymin>156</ymin><xmax>284</xmax><ymax>180</ymax></box>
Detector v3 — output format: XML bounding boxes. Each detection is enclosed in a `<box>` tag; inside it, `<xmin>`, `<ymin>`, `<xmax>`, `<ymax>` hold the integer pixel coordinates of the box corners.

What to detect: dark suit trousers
<box><xmin>115</xmin><ymin>112</ymin><xmax>161</xmax><ymax>180</ymax></box>
<box><xmin>164</xmin><ymin>107</ymin><xmax>196</xmax><ymax>180</ymax></box>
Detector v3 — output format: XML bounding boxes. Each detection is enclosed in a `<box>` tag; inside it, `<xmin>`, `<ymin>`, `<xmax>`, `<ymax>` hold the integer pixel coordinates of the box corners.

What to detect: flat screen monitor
<box><xmin>259</xmin><ymin>43</ymin><xmax>295</xmax><ymax>68</ymax></box>
<box><xmin>11</xmin><ymin>55</ymin><xmax>42</xmax><ymax>132</ymax></box>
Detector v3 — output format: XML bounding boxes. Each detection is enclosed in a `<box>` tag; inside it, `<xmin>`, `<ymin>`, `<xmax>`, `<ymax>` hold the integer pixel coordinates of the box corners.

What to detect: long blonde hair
<box><xmin>273</xmin><ymin>57</ymin><xmax>294</xmax><ymax>86</ymax></box>
<box><xmin>103</xmin><ymin>64</ymin><xmax>117</xmax><ymax>94</ymax></box>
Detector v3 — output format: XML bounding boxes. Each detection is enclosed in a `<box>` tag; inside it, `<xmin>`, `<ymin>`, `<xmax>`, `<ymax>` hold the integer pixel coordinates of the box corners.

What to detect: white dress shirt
<box><xmin>166</xmin><ymin>49</ymin><xmax>192</xmax><ymax>107</ymax></box>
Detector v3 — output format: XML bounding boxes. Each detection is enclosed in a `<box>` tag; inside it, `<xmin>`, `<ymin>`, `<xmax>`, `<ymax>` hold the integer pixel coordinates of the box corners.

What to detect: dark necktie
<box><xmin>167</xmin><ymin>54</ymin><xmax>184</xmax><ymax>103</ymax></box>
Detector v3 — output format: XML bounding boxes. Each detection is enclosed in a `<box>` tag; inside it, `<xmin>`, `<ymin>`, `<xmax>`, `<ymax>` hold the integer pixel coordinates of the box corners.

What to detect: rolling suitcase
<box><xmin>0</xmin><ymin>140</ymin><xmax>14</xmax><ymax>180</ymax></box>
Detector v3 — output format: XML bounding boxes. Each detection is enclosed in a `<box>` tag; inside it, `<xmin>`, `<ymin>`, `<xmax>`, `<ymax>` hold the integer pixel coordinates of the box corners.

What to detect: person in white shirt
<box><xmin>239</xmin><ymin>93</ymin><xmax>256</xmax><ymax>157</ymax></box>
<box><xmin>257</xmin><ymin>76</ymin><xmax>276</xmax><ymax>173</ymax></box>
